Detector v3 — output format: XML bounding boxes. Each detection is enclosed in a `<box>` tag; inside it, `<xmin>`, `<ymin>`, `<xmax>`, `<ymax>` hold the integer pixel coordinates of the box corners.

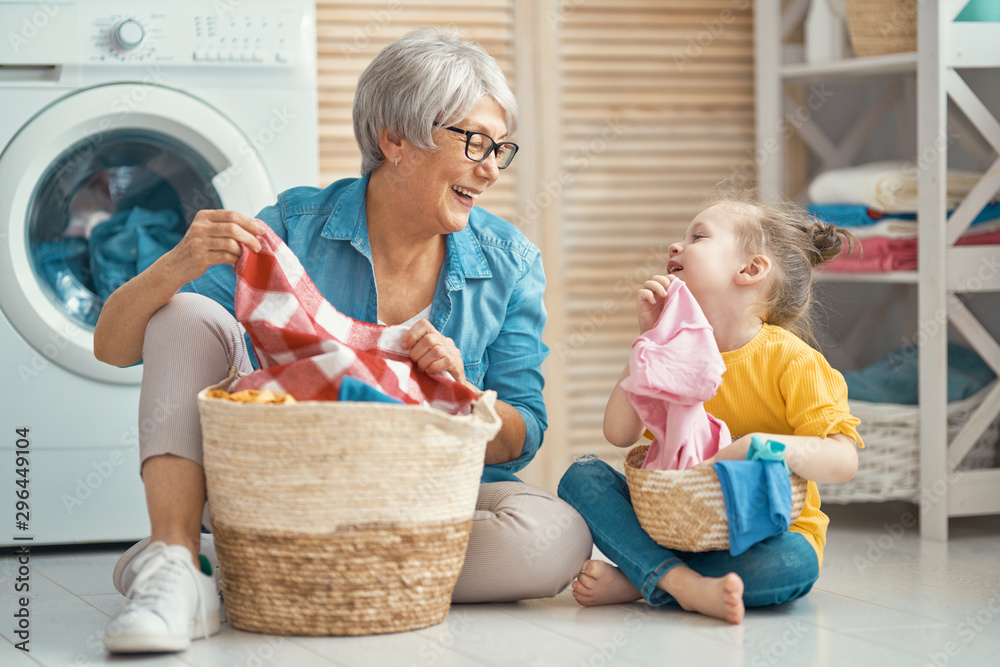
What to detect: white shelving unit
<box><xmin>755</xmin><ymin>0</ymin><xmax>1000</xmax><ymax>540</ymax></box>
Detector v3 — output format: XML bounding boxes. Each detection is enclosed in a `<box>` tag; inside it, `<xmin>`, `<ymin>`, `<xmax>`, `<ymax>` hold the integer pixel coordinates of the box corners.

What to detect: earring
<box><xmin>394</xmin><ymin>156</ymin><xmax>399</xmax><ymax>167</ymax></box>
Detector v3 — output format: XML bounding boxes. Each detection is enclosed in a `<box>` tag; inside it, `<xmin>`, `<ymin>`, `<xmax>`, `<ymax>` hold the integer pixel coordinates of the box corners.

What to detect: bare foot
<box><xmin>571</xmin><ymin>560</ymin><xmax>643</xmax><ymax>607</ymax></box>
<box><xmin>659</xmin><ymin>566</ymin><xmax>745</xmax><ymax>624</ymax></box>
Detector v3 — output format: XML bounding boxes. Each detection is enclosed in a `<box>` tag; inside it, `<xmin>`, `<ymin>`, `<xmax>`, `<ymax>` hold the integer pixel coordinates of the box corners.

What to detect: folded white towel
<box><xmin>850</xmin><ymin>215</ymin><xmax>1000</xmax><ymax>240</ymax></box>
<box><xmin>808</xmin><ymin>161</ymin><xmax>991</xmax><ymax>213</ymax></box>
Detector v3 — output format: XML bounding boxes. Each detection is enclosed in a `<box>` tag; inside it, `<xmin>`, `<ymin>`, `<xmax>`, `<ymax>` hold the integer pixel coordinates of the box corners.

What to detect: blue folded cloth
<box><xmin>842</xmin><ymin>343</ymin><xmax>995</xmax><ymax>405</ymax></box>
<box><xmin>808</xmin><ymin>201</ymin><xmax>1000</xmax><ymax>228</ymax></box>
<box><xmin>338</xmin><ymin>376</ymin><xmax>404</xmax><ymax>404</ymax></box>
<box><xmin>807</xmin><ymin>203</ymin><xmax>890</xmax><ymax>227</ymax></box>
<box><xmin>714</xmin><ymin>439</ymin><xmax>793</xmax><ymax>556</ymax></box>
<box><xmin>88</xmin><ymin>207</ymin><xmax>185</xmax><ymax>301</ymax></box>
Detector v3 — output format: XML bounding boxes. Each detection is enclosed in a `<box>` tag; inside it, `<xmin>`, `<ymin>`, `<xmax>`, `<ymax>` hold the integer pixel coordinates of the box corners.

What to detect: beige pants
<box><xmin>139</xmin><ymin>293</ymin><xmax>593</xmax><ymax>602</ymax></box>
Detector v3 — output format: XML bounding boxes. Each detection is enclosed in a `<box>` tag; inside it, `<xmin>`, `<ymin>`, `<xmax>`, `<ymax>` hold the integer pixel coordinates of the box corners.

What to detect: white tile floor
<box><xmin>3</xmin><ymin>502</ymin><xmax>999</xmax><ymax>666</ymax></box>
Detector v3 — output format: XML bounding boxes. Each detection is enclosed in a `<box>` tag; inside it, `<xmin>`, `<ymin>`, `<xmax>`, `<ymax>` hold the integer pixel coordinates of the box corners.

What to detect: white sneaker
<box><xmin>113</xmin><ymin>534</ymin><xmax>219</xmax><ymax>596</ymax></box>
<box><xmin>104</xmin><ymin>542</ymin><xmax>220</xmax><ymax>653</ymax></box>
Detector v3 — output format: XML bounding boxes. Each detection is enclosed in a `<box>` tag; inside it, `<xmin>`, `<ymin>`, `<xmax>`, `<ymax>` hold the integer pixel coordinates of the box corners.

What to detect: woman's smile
<box><xmin>451</xmin><ymin>184</ymin><xmax>481</xmax><ymax>208</ymax></box>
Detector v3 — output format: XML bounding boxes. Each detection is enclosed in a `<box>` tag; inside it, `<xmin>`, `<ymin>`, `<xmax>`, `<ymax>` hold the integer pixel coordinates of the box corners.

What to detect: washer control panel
<box><xmin>77</xmin><ymin>2</ymin><xmax>307</xmax><ymax>66</ymax></box>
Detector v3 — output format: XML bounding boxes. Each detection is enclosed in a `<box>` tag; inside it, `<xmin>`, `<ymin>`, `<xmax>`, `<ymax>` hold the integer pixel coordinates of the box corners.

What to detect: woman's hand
<box><xmin>165</xmin><ymin>209</ymin><xmax>265</xmax><ymax>284</ymax></box>
<box><xmin>402</xmin><ymin>319</ymin><xmax>477</xmax><ymax>390</ymax></box>
<box><xmin>94</xmin><ymin>209</ymin><xmax>265</xmax><ymax>367</ymax></box>
<box><xmin>637</xmin><ymin>274</ymin><xmax>677</xmax><ymax>334</ymax></box>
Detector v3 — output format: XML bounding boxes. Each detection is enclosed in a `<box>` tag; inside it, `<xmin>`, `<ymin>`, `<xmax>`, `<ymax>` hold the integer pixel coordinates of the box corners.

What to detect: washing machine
<box><xmin>0</xmin><ymin>0</ymin><xmax>318</xmax><ymax>545</ymax></box>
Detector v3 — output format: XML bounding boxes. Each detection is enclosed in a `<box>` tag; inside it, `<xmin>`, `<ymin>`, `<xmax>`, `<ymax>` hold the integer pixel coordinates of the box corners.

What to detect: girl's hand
<box><xmin>166</xmin><ymin>209</ymin><xmax>265</xmax><ymax>284</ymax></box>
<box><xmin>694</xmin><ymin>432</ymin><xmax>859</xmax><ymax>483</ymax></box>
<box><xmin>402</xmin><ymin>319</ymin><xmax>474</xmax><ymax>389</ymax></box>
<box><xmin>694</xmin><ymin>434</ymin><xmax>752</xmax><ymax>468</ymax></box>
<box><xmin>637</xmin><ymin>274</ymin><xmax>677</xmax><ymax>334</ymax></box>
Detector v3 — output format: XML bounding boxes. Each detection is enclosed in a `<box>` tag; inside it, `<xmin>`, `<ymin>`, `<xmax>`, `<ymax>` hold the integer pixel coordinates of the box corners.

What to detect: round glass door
<box><xmin>28</xmin><ymin>129</ymin><xmax>222</xmax><ymax>328</ymax></box>
<box><xmin>0</xmin><ymin>84</ymin><xmax>275</xmax><ymax>384</ymax></box>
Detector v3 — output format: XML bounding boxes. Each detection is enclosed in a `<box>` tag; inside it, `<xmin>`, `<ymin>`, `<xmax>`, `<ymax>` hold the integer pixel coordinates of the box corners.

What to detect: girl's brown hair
<box><xmin>705</xmin><ymin>184</ymin><xmax>858</xmax><ymax>346</ymax></box>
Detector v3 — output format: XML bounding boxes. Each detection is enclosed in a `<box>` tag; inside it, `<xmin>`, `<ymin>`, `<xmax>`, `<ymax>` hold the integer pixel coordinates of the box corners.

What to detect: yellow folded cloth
<box><xmin>206</xmin><ymin>389</ymin><xmax>297</xmax><ymax>404</ymax></box>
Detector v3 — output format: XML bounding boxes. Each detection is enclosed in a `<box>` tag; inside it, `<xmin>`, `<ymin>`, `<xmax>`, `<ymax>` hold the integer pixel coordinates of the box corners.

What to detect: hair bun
<box><xmin>802</xmin><ymin>220</ymin><xmax>855</xmax><ymax>267</ymax></box>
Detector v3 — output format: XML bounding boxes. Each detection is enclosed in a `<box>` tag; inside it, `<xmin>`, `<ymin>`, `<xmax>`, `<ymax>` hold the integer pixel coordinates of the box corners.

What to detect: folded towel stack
<box><xmin>808</xmin><ymin>161</ymin><xmax>990</xmax><ymax>213</ymax></box>
<box><xmin>807</xmin><ymin>161</ymin><xmax>1000</xmax><ymax>273</ymax></box>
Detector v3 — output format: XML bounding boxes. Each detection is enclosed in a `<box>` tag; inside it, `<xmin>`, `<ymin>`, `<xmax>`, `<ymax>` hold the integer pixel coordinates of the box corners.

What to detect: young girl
<box><xmin>557</xmin><ymin>195</ymin><xmax>863</xmax><ymax>624</ymax></box>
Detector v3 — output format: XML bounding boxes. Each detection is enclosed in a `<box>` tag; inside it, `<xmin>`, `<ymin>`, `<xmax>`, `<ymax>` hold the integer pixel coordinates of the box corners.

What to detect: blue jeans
<box><xmin>557</xmin><ymin>458</ymin><xmax>819</xmax><ymax>607</ymax></box>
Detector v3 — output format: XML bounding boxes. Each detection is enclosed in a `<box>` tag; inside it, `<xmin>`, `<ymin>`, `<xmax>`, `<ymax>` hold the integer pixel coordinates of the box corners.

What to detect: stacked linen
<box><xmin>807</xmin><ymin>162</ymin><xmax>1000</xmax><ymax>273</ymax></box>
<box><xmin>808</xmin><ymin>161</ymin><xmax>987</xmax><ymax>213</ymax></box>
<box><xmin>811</xmin><ymin>205</ymin><xmax>1000</xmax><ymax>272</ymax></box>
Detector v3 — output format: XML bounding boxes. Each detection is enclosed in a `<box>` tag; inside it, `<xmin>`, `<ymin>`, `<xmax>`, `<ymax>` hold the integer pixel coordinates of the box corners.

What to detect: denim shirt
<box><xmin>180</xmin><ymin>174</ymin><xmax>549</xmax><ymax>482</ymax></box>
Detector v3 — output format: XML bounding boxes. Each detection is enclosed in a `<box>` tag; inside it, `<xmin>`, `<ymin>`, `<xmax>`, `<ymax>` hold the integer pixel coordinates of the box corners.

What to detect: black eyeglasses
<box><xmin>432</xmin><ymin>122</ymin><xmax>518</xmax><ymax>169</ymax></box>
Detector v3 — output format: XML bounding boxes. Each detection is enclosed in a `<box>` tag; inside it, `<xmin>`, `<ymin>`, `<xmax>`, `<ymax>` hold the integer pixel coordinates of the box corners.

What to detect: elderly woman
<box><xmin>95</xmin><ymin>27</ymin><xmax>593</xmax><ymax>654</ymax></box>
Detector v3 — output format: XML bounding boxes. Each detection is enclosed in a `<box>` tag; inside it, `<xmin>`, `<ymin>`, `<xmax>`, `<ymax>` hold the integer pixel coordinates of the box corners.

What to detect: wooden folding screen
<box><xmin>316</xmin><ymin>0</ymin><xmax>755</xmax><ymax>490</ymax></box>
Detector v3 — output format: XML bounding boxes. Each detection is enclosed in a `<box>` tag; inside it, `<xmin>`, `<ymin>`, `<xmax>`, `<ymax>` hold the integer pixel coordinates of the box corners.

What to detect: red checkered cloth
<box><xmin>228</xmin><ymin>224</ymin><xmax>479</xmax><ymax>415</ymax></box>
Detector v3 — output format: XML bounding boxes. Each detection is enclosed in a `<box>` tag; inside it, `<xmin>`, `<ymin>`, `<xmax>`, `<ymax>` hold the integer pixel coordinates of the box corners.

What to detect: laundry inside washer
<box><xmin>28</xmin><ymin>129</ymin><xmax>221</xmax><ymax>326</ymax></box>
<box><xmin>0</xmin><ymin>0</ymin><xmax>317</xmax><ymax>545</ymax></box>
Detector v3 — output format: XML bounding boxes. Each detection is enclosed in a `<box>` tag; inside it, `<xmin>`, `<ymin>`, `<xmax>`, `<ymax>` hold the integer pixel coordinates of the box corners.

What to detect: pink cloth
<box><xmin>824</xmin><ymin>236</ymin><xmax>918</xmax><ymax>272</ymax></box>
<box><xmin>228</xmin><ymin>225</ymin><xmax>479</xmax><ymax>414</ymax></box>
<box><xmin>620</xmin><ymin>279</ymin><xmax>731</xmax><ymax>470</ymax></box>
<box><xmin>823</xmin><ymin>228</ymin><xmax>1000</xmax><ymax>273</ymax></box>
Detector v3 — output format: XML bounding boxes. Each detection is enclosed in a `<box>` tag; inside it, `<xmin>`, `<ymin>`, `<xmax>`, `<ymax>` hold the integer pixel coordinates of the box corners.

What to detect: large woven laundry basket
<box><xmin>818</xmin><ymin>382</ymin><xmax>1000</xmax><ymax>504</ymax></box>
<box><xmin>197</xmin><ymin>383</ymin><xmax>501</xmax><ymax>636</ymax></box>
<box><xmin>624</xmin><ymin>444</ymin><xmax>809</xmax><ymax>552</ymax></box>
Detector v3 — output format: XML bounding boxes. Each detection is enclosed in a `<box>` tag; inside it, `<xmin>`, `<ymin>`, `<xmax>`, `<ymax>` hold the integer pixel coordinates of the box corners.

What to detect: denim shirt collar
<box><xmin>320</xmin><ymin>173</ymin><xmax>492</xmax><ymax>290</ymax></box>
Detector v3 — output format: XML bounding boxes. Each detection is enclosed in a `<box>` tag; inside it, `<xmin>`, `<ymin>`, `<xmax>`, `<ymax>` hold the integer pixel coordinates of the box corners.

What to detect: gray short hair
<box><xmin>353</xmin><ymin>26</ymin><xmax>518</xmax><ymax>175</ymax></box>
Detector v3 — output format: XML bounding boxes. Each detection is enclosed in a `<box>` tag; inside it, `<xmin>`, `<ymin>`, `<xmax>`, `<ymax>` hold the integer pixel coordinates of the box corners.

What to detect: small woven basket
<box><xmin>818</xmin><ymin>382</ymin><xmax>1000</xmax><ymax>504</ymax></box>
<box><xmin>624</xmin><ymin>444</ymin><xmax>808</xmax><ymax>552</ymax></box>
<box><xmin>844</xmin><ymin>0</ymin><xmax>917</xmax><ymax>57</ymax></box>
<box><xmin>197</xmin><ymin>383</ymin><xmax>501</xmax><ymax>636</ymax></box>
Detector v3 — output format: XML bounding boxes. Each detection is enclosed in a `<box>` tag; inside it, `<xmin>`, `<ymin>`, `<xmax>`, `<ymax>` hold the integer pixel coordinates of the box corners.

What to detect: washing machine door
<box><xmin>0</xmin><ymin>84</ymin><xmax>275</xmax><ymax>384</ymax></box>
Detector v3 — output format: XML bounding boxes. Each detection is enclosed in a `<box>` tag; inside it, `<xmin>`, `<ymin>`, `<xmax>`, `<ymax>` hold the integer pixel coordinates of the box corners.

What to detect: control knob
<box><xmin>111</xmin><ymin>19</ymin><xmax>145</xmax><ymax>51</ymax></box>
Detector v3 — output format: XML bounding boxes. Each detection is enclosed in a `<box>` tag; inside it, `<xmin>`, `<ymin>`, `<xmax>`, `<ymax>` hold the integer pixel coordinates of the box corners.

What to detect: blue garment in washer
<box><xmin>714</xmin><ymin>439</ymin><xmax>793</xmax><ymax>556</ymax></box>
<box><xmin>88</xmin><ymin>206</ymin><xmax>185</xmax><ymax>301</ymax></box>
<box><xmin>33</xmin><ymin>237</ymin><xmax>102</xmax><ymax>325</ymax></box>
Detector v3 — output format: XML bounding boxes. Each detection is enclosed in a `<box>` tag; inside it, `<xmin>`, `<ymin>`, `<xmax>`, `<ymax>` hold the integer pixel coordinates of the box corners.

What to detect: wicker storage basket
<box><xmin>197</xmin><ymin>385</ymin><xmax>501</xmax><ymax>636</ymax></box>
<box><xmin>844</xmin><ymin>0</ymin><xmax>917</xmax><ymax>57</ymax></box>
<box><xmin>818</xmin><ymin>382</ymin><xmax>1000</xmax><ymax>504</ymax></box>
<box><xmin>624</xmin><ymin>444</ymin><xmax>809</xmax><ymax>552</ymax></box>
